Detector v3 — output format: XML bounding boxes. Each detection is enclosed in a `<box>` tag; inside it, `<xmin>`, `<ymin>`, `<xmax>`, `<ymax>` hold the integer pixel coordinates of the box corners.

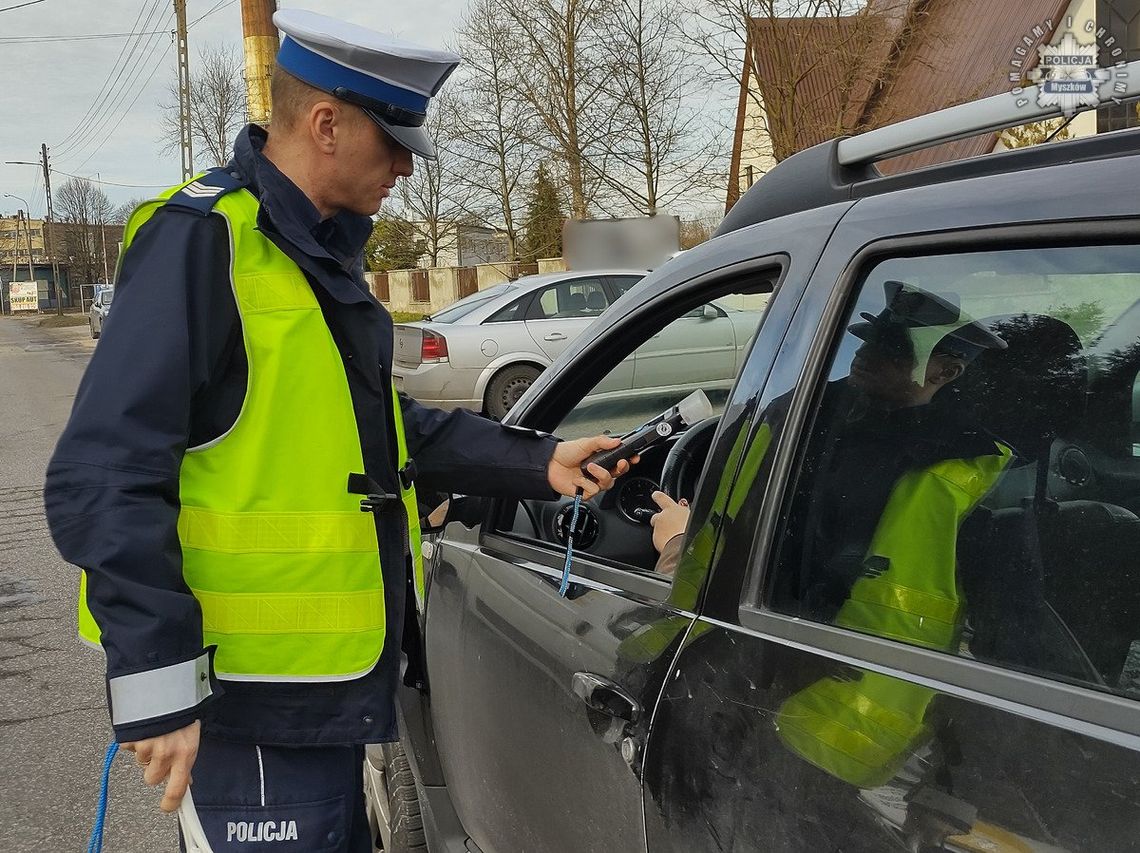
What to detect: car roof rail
<box><xmin>717</xmin><ymin>57</ymin><xmax>1140</xmax><ymax>237</ymax></box>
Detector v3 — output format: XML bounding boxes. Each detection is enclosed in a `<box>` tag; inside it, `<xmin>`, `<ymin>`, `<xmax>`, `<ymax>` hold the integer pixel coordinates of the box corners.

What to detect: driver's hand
<box><xmin>650</xmin><ymin>491</ymin><xmax>690</xmax><ymax>553</ymax></box>
<box><xmin>548</xmin><ymin>436</ymin><xmax>638</xmax><ymax>499</ymax></box>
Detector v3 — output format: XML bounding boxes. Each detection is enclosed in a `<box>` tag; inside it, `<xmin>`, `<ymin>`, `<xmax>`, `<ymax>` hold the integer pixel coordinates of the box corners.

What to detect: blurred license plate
<box><xmin>393</xmin><ymin>375</ymin><xmax>405</xmax><ymax>390</ymax></box>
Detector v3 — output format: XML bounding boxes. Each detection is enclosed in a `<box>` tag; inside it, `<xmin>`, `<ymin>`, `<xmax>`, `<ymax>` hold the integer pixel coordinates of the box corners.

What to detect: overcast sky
<box><xmin>0</xmin><ymin>1</ymin><xmax>467</xmax><ymax>214</ymax></box>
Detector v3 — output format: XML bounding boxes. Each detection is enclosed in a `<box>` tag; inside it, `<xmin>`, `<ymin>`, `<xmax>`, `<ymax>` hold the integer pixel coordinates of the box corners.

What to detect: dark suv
<box><xmin>369</xmin><ymin>81</ymin><xmax>1140</xmax><ymax>853</ymax></box>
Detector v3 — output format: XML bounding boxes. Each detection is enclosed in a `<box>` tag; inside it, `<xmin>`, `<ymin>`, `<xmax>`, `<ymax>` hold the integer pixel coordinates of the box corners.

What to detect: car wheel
<box><xmin>486</xmin><ymin>364</ymin><xmax>541</xmax><ymax>420</ymax></box>
<box><xmin>364</xmin><ymin>742</ymin><xmax>427</xmax><ymax>853</ymax></box>
<box><xmin>90</xmin><ymin>320</ymin><xmax>100</xmax><ymax>340</ymax></box>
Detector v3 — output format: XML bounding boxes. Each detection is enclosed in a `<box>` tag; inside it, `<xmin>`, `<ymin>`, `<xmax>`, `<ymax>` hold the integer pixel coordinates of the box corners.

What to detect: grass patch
<box><xmin>37</xmin><ymin>314</ymin><xmax>90</xmax><ymax>328</ymax></box>
<box><xmin>390</xmin><ymin>311</ymin><xmax>428</xmax><ymax>324</ymax></box>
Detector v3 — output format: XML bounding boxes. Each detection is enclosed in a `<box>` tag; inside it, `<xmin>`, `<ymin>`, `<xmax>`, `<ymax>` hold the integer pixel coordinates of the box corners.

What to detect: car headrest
<box><xmin>564</xmin><ymin>292</ymin><xmax>587</xmax><ymax>311</ymax></box>
<box><xmin>952</xmin><ymin>313</ymin><xmax>1086</xmax><ymax>460</ymax></box>
<box><xmin>586</xmin><ymin>290</ymin><xmax>607</xmax><ymax>311</ymax></box>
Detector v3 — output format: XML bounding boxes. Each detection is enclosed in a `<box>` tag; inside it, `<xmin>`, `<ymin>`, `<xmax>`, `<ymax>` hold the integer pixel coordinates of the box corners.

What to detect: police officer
<box><xmin>45</xmin><ymin>10</ymin><xmax>626</xmax><ymax>850</ymax></box>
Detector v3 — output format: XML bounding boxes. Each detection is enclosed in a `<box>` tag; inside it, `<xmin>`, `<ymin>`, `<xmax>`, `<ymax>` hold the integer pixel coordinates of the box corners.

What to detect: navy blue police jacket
<box><xmin>44</xmin><ymin>125</ymin><xmax>559</xmax><ymax>746</ymax></box>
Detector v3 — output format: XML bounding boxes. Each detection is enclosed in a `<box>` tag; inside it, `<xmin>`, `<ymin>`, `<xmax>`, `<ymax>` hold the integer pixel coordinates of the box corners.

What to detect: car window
<box><xmin>559</xmin><ymin>292</ymin><xmax>769</xmax><ymax>441</ymax></box>
<box><xmin>530</xmin><ymin>278</ymin><xmax>608</xmax><ymax>320</ymax></box>
<box><xmin>497</xmin><ymin>276</ymin><xmax>773</xmax><ymax>578</ymax></box>
<box><xmin>486</xmin><ymin>296</ymin><xmax>530</xmax><ymax>323</ymax></box>
<box><xmin>1133</xmin><ymin>373</ymin><xmax>1140</xmax><ymax>456</ymax></box>
<box><xmin>764</xmin><ymin>244</ymin><xmax>1140</xmax><ymax>700</ymax></box>
<box><xmin>430</xmin><ymin>283</ymin><xmax>516</xmax><ymax>323</ymax></box>
<box><xmin>610</xmin><ymin>276</ymin><xmax>644</xmax><ymax>296</ymax></box>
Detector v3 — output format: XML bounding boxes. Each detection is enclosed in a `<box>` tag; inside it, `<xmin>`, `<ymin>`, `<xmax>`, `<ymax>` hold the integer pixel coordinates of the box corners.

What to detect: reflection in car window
<box><xmin>485</xmin><ymin>296</ymin><xmax>529</xmax><ymax>323</ymax></box>
<box><xmin>767</xmin><ymin>244</ymin><xmax>1140</xmax><ymax>701</ymax></box>
<box><xmin>611</xmin><ymin>276</ymin><xmax>643</xmax><ymax>296</ymax></box>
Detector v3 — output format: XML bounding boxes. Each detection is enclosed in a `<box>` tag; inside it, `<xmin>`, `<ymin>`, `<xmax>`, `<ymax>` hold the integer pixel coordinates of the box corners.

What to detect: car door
<box><xmin>428</xmin><ymin>264</ymin><xmax>781</xmax><ymax>853</ymax></box>
<box><xmin>523</xmin><ymin>276</ymin><xmax>610</xmax><ymax>361</ymax></box>
<box><xmin>643</xmin><ymin>216</ymin><xmax>1140</xmax><ymax>851</ymax></box>
<box><xmin>631</xmin><ymin>302</ymin><xmax>737</xmax><ymax>396</ymax></box>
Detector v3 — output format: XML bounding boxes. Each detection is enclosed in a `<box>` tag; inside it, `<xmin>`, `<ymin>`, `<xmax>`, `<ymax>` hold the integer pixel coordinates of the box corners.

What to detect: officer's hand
<box><xmin>122</xmin><ymin>719</ymin><xmax>200</xmax><ymax>813</ymax></box>
<box><xmin>650</xmin><ymin>491</ymin><xmax>690</xmax><ymax>553</ymax></box>
<box><xmin>548</xmin><ymin>435</ymin><xmax>636</xmax><ymax>499</ymax></box>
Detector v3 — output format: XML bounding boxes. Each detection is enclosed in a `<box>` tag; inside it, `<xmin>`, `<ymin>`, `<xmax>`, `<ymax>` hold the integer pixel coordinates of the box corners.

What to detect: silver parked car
<box><xmin>89</xmin><ymin>288</ymin><xmax>113</xmax><ymax>339</ymax></box>
<box><xmin>393</xmin><ymin>271</ymin><xmax>647</xmax><ymax>419</ymax></box>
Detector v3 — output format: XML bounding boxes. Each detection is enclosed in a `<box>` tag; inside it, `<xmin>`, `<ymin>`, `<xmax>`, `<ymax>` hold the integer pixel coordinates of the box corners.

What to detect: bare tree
<box><xmin>160</xmin><ymin>43</ymin><xmax>247</xmax><ymax>169</ymax></box>
<box><xmin>500</xmin><ymin>0</ymin><xmax>613</xmax><ymax>219</ymax></box>
<box><xmin>596</xmin><ymin>0</ymin><xmax>719</xmax><ymax>215</ymax></box>
<box><xmin>687</xmin><ymin>0</ymin><xmax>892</xmax><ymax>165</ymax></box>
<box><xmin>395</xmin><ymin>105</ymin><xmax>489</xmax><ymax>267</ymax></box>
<box><xmin>55</xmin><ymin>177</ymin><xmax>115</xmax><ymax>290</ymax></box>
<box><xmin>110</xmin><ymin>196</ymin><xmax>151</xmax><ymax>225</ymax></box>
<box><xmin>450</xmin><ymin>0</ymin><xmax>542</xmax><ymax>259</ymax></box>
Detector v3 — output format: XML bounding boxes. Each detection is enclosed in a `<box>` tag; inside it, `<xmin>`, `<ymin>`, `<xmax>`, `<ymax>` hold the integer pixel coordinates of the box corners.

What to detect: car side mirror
<box><xmin>701</xmin><ymin>304</ymin><xmax>719</xmax><ymax>320</ymax></box>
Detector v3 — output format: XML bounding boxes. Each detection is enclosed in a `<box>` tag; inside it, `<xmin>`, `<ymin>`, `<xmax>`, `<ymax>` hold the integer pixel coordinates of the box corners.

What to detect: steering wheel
<box><xmin>659</xmin><ymin>417</ymin><xmax>719</xmax><ymax>502</ymax></box>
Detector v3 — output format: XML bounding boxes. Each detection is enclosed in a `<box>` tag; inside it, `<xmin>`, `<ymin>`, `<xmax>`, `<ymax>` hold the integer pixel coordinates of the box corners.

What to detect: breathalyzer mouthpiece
<box><xmin>675</xmin><ymin>389</ymin><xmax>714</xmax><ymax>427</ymax></box>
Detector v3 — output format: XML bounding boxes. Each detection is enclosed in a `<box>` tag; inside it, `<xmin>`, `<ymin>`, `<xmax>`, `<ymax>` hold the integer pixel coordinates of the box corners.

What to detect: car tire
<box><xmin>485</xmin><ymin>364</ymin><xmax>541</xmax><ymax>420</ymax></box>
<box><xmin>365</xmin><ymin>742</ymin><xmax>427</xmax><ymax>853</ymax></box>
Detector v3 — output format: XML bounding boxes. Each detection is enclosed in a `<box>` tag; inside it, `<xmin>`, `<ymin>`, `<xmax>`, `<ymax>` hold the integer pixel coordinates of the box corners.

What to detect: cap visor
<box><xmin>847</xmin><ymin>314</ymin><xmax>878</xmax><ymax>340</ymax></box>
<box><xmin>365</xmin><ymin>111</ymin><xmax>436</xmax><ymax>159</ymax></box>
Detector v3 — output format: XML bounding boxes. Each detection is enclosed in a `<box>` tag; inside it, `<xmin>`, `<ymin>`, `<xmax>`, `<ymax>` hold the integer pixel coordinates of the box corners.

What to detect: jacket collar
<box><xmin>228</xmin><ymin>125</ymin><xmax>374</xmax><ymax>305</ymax></box>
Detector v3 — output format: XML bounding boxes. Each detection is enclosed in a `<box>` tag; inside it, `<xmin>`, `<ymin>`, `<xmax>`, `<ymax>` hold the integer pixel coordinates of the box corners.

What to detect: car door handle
<box><xmin>572</xmin><ymin>672</ymin><xmax>641</xmax><ymax>723</ymax></box>
<box><xmin>544</xmin><ymin>332</ymin><xmax>567</xmax><ymax>341</ymax></box>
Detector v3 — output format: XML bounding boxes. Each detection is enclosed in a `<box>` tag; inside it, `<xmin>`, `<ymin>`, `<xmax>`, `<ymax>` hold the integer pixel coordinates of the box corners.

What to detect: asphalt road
<box><xmin>0</xmin><ymin>316</ymin><xmax>177</xmax><ymax>852</ymax></box>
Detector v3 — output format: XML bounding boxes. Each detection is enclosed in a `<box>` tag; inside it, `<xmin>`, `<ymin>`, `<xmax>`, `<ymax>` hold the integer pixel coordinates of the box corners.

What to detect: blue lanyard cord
<box><xmin>558</xmin><ymin>490</ymin><xmax>584</xmax><ymax>597</ymax></box>
<box><xmin>87</xmin><ymin>741</ymin><xmax>119</xmax><ymax>853</ymax></box>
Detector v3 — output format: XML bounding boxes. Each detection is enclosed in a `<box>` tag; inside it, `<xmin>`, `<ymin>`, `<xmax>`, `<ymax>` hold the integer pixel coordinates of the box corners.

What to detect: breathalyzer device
<box><xmin>580</xmin><ymin>389</ymin><xmax>714</xmax><ymax>477</ymax></box>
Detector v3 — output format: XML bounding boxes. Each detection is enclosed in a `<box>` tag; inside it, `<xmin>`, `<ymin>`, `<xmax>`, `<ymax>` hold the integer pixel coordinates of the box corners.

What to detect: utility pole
<box><xmin>21</xmin><ymin>211</ymin><xmax>34</xmax><ymax>285</ymax></box>
<box><xmin>241</xmin><ymin>0</ymin><xmax>278</xmax><ymax>125</ymax></box>
<box><xmin>97</xmin><ymin>172</ymin><xmax>110</xmax><ymax>283</ymax></box>
<box><xmin>40</xmin><ymin>143</ymin><xmax>63</xmax><ymax>316</ymax></box>
<box><xmin>174</xmin><ymin>0</ymin><xmax>194</xmax><ymax>180</ymax></box>
<box><xmin>7</xmin><ymin>211</ymin><xmax>18</xmax><ymax>313</ymax></box>
<box><xmin>10</xmin><ymin>212</ymin><xmax>18</xmax><ymax>284</ymax></box>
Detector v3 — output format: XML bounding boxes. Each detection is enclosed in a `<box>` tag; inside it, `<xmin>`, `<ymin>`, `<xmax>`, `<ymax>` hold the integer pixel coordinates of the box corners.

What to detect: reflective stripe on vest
<box><xmin>78</xmin><ymin>175</ymin><xmax>422</xmax><ymax>682</ymax></box>
<box><xmin>777</xmin><ymin>444</ymin><xmax>1012</xmax><ymax>787</ymax></box>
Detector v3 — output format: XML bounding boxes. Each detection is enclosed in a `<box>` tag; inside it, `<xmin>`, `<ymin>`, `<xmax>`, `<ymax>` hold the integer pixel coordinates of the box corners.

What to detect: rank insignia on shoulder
<box><xmin>164</xmin><ymin>169</ymin><xmax>247</xmax><ymax>216</ymax></box>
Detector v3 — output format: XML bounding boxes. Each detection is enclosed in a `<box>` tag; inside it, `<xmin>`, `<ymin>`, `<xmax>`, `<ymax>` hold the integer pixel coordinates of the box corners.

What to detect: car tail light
<box><xmin>421</xmin><ymin>330</ymin><xmax>449</xmax><ymax>361</ymax></box>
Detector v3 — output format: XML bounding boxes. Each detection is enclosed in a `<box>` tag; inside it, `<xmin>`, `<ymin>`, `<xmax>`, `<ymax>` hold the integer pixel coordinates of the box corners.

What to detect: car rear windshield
<box><xmin>430</xmin><ymin>283</ymin><xmax>516</xmax><ymax>323</ymax></box>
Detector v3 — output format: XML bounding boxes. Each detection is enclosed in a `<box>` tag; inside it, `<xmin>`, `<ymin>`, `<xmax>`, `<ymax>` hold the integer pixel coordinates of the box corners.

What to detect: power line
<box><xmin>0</xmin><ymin>0</ymin><xmax>47</xmax><ymax>12</ymax></box>
<box><xmin>28</xmin><ymin>169</ymin><xmax>43</xmax><ymax>218</ymax></box>
<box><xmin>0</xmin><ymin>30</ymin><xmax>167</xmax><ymax>44</ymax></box>
<box><xmin>54</xmin><ymin>0</ymin><xmax>169</xmax><ymax>157</ymax></box>
<box><xmin>55</xmin><ymin>4</ymin><xmax>172</xmax><ymax>164</ymax></box>
<box><xmin>49</xmin><ymin>168</ymin><xmax>170</xmax><ymax>189</ymax></box>
<box><xmin>53</xmin><ymin>0</ymin><xmax>166</xmax><ymax>153</ymax></box>
<box><xmin>190</xmin><ymin>0</ymin><xmax>237</xmax><ymax>28</ymax></box>
<box><xmin>69</xmin><ymin>39</ymin><xmax>172</xmax><ymax>174</ymax></box>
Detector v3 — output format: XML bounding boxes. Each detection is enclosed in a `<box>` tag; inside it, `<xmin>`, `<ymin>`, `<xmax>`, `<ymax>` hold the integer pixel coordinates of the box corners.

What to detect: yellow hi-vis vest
<box><xmin>77</xmin><ymin>177</ymin><xmax>424</xmax><ymax>681</ymax></box>
<box><xmin>777</xmin><ymin>444</ymin><xmax>1012</xmax><ymax>787</ymax></box>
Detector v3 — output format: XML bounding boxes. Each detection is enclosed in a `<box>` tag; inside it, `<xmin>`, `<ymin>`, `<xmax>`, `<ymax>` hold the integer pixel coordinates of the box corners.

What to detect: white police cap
<box><xmin>272</xmin><ymin>8</ymin><xmax>460</xmax><ymax>159</ymax></box>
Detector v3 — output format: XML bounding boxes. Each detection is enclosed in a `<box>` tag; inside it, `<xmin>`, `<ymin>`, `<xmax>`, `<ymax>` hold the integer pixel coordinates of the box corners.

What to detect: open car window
<box><xmin>492</xmin><ymin>278</ymin><xmax>773</xmax><ymax>579</ymax></box>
